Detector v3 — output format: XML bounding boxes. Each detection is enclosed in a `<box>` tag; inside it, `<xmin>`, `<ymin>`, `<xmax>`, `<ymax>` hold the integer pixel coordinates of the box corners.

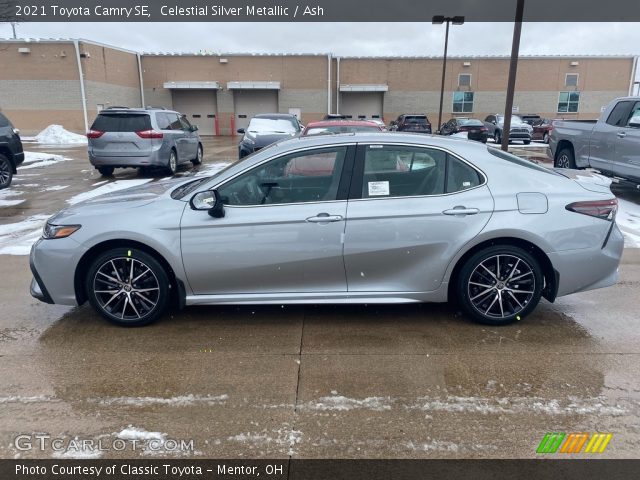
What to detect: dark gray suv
<box><xmin>0</xmin><ymin>112</ymin><xmax>25</xmax><ymax>189</ymax></box>
<box><xmin>87</xmin><ymin>107</ymin><xmax>203</xmax><ymax>176</ymax></box>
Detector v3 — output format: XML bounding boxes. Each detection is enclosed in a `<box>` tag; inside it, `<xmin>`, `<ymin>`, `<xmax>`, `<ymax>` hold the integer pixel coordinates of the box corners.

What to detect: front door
<box><xmin>343</xmin><ymin>143</ymin><xmax>494</xmax><ymax>293</ymax></box>
<box><xmin>612</xmin><ymin>100</ymin><xmax>640</xmax><ymax>181</ymax></box>
<box><xmin>180</xmin><ymin>145</ymin><xmax>355</xmax><ymax>295</ymax></box>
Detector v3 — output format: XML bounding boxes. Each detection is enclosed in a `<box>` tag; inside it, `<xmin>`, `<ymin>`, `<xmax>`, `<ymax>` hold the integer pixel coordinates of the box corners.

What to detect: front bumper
<box><xmin>14</xmin><ymin>151</ymin><xmax>25</xmax><ymax>169</ymax></box>
<box><xmin>29</xmin><ymin>252</ymin><xmax>54</xmax><ymax>304</ymax></box>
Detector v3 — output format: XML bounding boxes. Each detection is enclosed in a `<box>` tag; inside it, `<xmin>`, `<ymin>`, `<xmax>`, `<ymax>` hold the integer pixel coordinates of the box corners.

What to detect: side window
<box><xmin>625</xmin><ymin>102</ymin><xmax>640</xmax><ymax>126</ymax></box>
<box><xmin>156</xmin><ymin>113</ymin><xmax>172</xmax><ymax>130</ymax></box>
<box><xmin>169</xmin><ymin>113</ymin><xmax>182</xmax><ymax>130</ymax></box>
<box><xmin>218</xmin><ymin>147</ymin><xmax>347</xmax><ymax>206</ymax></box>
<box><xmin>446</xmin><ymin>156</ymin><xmax>482</xmax><ymax>193</ymax></box>
<box><xmin>179</xmin><ymin>115</ymin><xmax>192</xmax><ymax>130</ymax></box>
<box><xmin>606</xmin><ymin>101</ymin><xmax>633</xmax><ymax>127</ymax></box>
<box><xmin>361</xmin><ymin>146</ymin><xmax>446</xmax><ymax>198</ymax></box>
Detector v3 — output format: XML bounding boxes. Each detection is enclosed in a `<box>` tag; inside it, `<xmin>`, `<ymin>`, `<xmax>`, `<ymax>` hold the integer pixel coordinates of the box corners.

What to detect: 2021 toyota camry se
<box><xmin>30</xmin><ymin>133</ymin><xmax>623</xmax><ymax>327</ymax></box>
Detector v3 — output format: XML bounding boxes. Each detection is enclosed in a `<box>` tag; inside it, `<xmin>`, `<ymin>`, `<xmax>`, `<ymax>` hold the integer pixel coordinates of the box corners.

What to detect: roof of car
<box><xmin>254</xmin><ymin>113</ymin><xmax>297</xmax><ymax>120</ymax></box>
<box><xmin>98</xmin><ymin>107</ymin><xmax>179</xmax><ymax>114</ymax></box>
<box><xmin>305</xmin><ymin>120</ymin><xmax>381</xmax><ymax>128</ymax></box>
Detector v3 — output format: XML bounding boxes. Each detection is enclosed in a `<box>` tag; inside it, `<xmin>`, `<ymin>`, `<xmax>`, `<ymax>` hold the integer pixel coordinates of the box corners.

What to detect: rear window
<box><xmin>487</xmin><ymin>146</ymin><xmax>556</xmax><ymax>175</ymax></box>
<box><xmin>459</xmin><ymin>119</ymin><xmax>483</xmax><ymax>126</ymax></box>
<box><xmin>405</xmin><ymin>116</ymin><xmax>428</xmax><ymax>124</ymax></box>
<box><xmin>91</xmin><ymin>113</ymin><xmax>152</xmax><ymax>132</ymax></box>
<box><xmin>0</xmin><ymin>113</ymin><xmax>10</xmax><ymax>128</ymax></box>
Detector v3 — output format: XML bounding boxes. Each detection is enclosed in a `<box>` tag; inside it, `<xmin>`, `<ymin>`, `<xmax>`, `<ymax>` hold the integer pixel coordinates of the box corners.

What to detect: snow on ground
<box><xmin>0</xmin><ymin>189</ymin><xmax>25</xmax><ymax>207</ymax></box>
<box><xmin>195</xmin><ymin>162</ymin><xmax>231</xmax><ymax>177</ymax></box>
<box><xmin>66</xmin><ymin>178</ymin><xmax>152</xmax><ymax>205</ymax></box>
<box><xmin>305</xmin><ymin>394</ymin><xmax>394</xmax><ymax>411</ymax></box>
<box><xmin>42</xmin><ymin>185</ymin><xmax>69</xmax><ymax>192</ymax></box>
<box><xmin>0</xmin><ymin>214</ymin><xmax>49</xmax><ymax>255</ymax></box>
<box><xmin>117</xmin><ymin>426</ymin><xmax>166</xmax><ymax>442</ymax></box>
<box><xmin>227</xmin><ymin>426</ymin><xmax>302</xmax><ymax>456</ymax></box>
<box><xmin>617</xmin><ymin>198</ymin><xmax>640</xmax><ymax>248</ymax></box>
<box><xmin>21</xmin><ymin>151</ymin><xmax>71</xmax><ymax>170</ymax></box>
<box><xmin>51</xmin><ymin>440</ymin><xmax>103</xmax><ymax>459</ymax></box>
<box><xmin>96</xmin><ymin>394</ymin><xmax>228</xmax><ymax>407</ymax></box>
<box><xmin>0</xmin><ymin>395</ymin><xmax>56</xmax><ymax>404</ymax></box>
<box><xmin>22</xmin><ymin>125</ymin><xmax>88</xmax><ymax>145</ymax></box>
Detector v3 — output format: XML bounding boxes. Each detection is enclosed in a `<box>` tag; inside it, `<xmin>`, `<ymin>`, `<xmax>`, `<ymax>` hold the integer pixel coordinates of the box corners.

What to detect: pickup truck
<box><xmin>550</xmin><ymin>97</ymin><xmax>640</xmax><ymax>183</ymax></box>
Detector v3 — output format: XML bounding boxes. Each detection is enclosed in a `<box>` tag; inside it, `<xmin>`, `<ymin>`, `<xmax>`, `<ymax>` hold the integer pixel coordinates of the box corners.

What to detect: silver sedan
<box><xmin>30</xmin><ymin>133</ymin><xmax>623</xmax><ymax>327</ymax></box>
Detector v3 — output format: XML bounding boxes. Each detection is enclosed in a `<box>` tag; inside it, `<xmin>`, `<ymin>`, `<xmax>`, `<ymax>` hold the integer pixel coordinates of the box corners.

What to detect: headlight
<box><xmin>42</xmin><ymin>223</ymin><xmax>81</xmax><ymax>239</ymax></box>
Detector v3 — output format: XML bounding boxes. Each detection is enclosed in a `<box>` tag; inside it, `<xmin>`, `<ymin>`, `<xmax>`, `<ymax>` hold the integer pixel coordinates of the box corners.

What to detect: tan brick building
<box><xmin>0</xmin><ymin>39</ymin><xmax>636</xmax><ymax>135</ymax></box>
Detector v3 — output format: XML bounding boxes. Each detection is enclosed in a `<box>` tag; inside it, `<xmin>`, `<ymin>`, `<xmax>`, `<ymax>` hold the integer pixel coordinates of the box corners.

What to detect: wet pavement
<box><xmin>0</xmin><ymin>137</ymin><xmax>639</xmax><ymax>459</ymax></box>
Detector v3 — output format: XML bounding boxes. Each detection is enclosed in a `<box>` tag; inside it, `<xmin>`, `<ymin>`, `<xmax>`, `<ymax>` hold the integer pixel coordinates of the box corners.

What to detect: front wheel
<box><xmin>0</xmin><ymin>154</ymin><xmax>13</xmax><ymax>189</ymax></box>
<box><xmin>85</xmin><ymin>248</ymin><xmax>170</xmax><ymax>327</ymax></box>
<box><xmin>456</xmin><ymin>246</ymin><xmax>543</xmax><ymax>326</ymax></box>
<box><xmin>523</xmin><ymin>140</ymin><xmax>531</xmax><ymax>145</ymax></box>
<box><xmin>554</xmin><ymin>148</ymin><xmax>576</xmax><ymax>169</ymax></box>
<box><xmin>97</xmin><ymin>166</ymin><xmax>114</xmax><ymax>176</ymax></box>
<box><xmin>191</xmin><ymin>144</ymin><xmax>203</xmax><ymax>165</ymax></box>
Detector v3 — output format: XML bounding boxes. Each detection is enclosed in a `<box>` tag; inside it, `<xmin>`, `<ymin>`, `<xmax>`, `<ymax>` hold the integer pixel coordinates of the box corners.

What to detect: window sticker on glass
<box><xmin>369</xmin><ymin>145</ymin><xmax>384</xmax><ymax>149</ymax></box>
<box><xmin>368</xmin><ymin>181</ymin><xmax>390</xmax><ymax>196</ymax></box>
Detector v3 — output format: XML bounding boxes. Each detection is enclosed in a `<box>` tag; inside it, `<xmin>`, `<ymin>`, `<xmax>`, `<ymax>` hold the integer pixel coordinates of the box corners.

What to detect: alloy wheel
<box><xmin>0</xmin><ymin>157</ymin><xmax>11</xmax><ymax>188</ymax></box>
<box><xmin>557</xmin><ymin>153</ymin><xmax>570</xmax><ymax>168</ymax></box>
<box><xmin>169</xmin><ymin>151</ymin><xmax>177</xmax><ymax>173</ymax></box>
<box><xmin>93</xmin><ymin>257</ymin><xmax>160</xmax><ymax>321</ymax></box>
<box><xmin>467</xmin><ymin>254</ymin><xmax>535</xmax><ymax>319</ymax></box>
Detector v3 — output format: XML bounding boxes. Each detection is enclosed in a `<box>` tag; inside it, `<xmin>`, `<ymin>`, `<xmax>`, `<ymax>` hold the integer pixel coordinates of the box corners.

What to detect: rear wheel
<box><xmin>85</xmin><ymin>248</ymin><xmax>170</xmax><ymax>327</ymax></box>
<box><xmin>456</xmin><ymin>245</ymin><xmax>543</xmax><ymax>326</ymax></box>
<box><xmin>0</xmin><ymin>154</ymin><xmax>13</xmax><ymax>189</ymax></box>
<box><xmin>191</xmin><ymin>144</ymin><xmax>203</xmax><ymax>165</ymax></box>
<box><xmin>554</xmin><ymin>147</ymin><xmax>576</xmax><ymax>169</ymax></box>
<box><xmin>167</xmin><ymin>149</ymin><xmax>178</xmax><ymax>175</ymax></box>
<box><xmin>97</xmin><ymin>166</ymin><xmax>114</xmax><ymax>176</ymax></box>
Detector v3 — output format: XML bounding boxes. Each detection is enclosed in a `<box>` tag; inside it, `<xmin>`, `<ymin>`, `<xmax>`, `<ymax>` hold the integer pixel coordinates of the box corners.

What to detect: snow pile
<box><xmin>0</xmin><ymin>214</ymin><xmax>49</xmax><ymax>255</ymax></box>
<box><xmin>67</xmin><ymin>178</ymin><xmax>152</xmax><ymax>205</ymax></box>
<box><xmin>34</xmin><ymin>125</ymin><xmax>87</xmax><ymax>144</ymax></box>
<box><xmin>0</xmin><ymin>189</ymin><xmax>25</xmax><ymax>207</ymax></box>
<box><xmin>616</xmin><ymin>198</ymin><xmax>640</xmax><ymax>248</ymax></box>
<box><xmin>21</xmin><ymin>151</ymin><xmax>70</xmax><ymax>170</ymax></box>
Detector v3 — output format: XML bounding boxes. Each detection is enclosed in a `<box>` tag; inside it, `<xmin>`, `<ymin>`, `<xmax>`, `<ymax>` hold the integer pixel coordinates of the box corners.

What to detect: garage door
<box><xmin>172</xmin><ymin>90</ymin><xmax>218</xmax><ymax>135</ymax></box>
<box><xmin>340</xmin><ymin>92</ymin><xmax>384</xmax><ymax>120</ymax></box>
<box><xmin>233</xmin><ymin>90</ymin><xmax>279</xmax><ymax>131</ymax></box>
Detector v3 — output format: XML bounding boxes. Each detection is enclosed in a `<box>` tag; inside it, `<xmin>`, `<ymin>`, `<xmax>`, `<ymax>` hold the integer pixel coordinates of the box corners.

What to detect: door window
<box><xmin>156</xmin><ymin>112</ymin><xmax>172</xmax><ymax>130</ymax></box>
<box><xmin>625</xmin><ymin>102</ymin><xmax>640</xmax><ymax>127</ymax></box>
<box><xmin>218</xmin><ymin>147</ymin><xmax>347</xmax><ymax>206</ymax></box>
<box><xmin>168</xmin><ymin>113</ymin><xmax>182</xmax><ymax>130</ymax></box>
<box><xmin>179</xmin><ymin>115</ymin><xmax>192</xmax><ymax>130</ymax></box>
<box><xmin>606</xmin><ymin>101</ymin><xmax>633</xmax><ymax>127</ymax></box>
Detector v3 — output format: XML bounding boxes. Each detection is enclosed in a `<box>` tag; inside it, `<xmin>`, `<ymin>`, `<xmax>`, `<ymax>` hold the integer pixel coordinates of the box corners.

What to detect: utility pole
<box><xmin>501</xmin><ymin>0</ymin><xmax>525</xmax><ymax>151</ymax></box>
<box><xmin>11</xmin><ymin>22</ymin><xmax>17</xmax><ymax>39</ymax></box>
<box><xmin>433</xmin><ymin>15</ymin><xmax>464</xmax><ymax>133</ymax></box>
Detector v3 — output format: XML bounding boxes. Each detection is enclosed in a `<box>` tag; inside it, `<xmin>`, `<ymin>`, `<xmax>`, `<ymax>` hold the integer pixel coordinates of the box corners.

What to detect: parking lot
<box><xmin>1</xmin><ymin>136</ymin><xmax>639</xmax><ymax>459</ymax></box>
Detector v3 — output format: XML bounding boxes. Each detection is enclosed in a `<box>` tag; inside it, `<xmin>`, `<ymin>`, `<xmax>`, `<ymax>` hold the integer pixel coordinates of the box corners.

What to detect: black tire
<box><xmin>0</xmin><ymin>154</ymin><xmax>13</xmax><ymax>190</ymax></box>
<box><xmin>167</xmin><ymin>149</ymin><xmax>178</xmax><ymax>175</ymax></box>
<box><xmin>191</xmin><ymin>144</ymin><xmax>203</xmax><ymax>165</ymax></box>
<box><xmin>494</xmin><ymin>130</ymin><xmax>501</xmax><ymax>144</ymax></box>
<box><xmin>97</xmin><ymin>166</ymin><xmax>114</xmax><ymax>177</ymax></box>
<box><xmin>85</xmin><ymin>248</ymin><xmax>170</xmax><ymax>327</ymax></box>
<box><xmin>554</xmin><ymin>147</ymin><xmax>576</xmax><ymax>169</ymax></box>
<box><xmin>456</xmin><ymin>245</ymin><xmax>543</xmax><ymax>326</ymax></box>
<box><xmin>524</xmin><ymin>140</ymin><xmax>531</xmax><ymax>145</ymax></box>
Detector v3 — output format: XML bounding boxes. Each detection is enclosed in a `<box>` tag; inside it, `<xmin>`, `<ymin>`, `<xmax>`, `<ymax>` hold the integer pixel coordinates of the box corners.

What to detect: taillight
<box><xmin>135</xmin><ymin>129</ymin><xmax>163</xmax><ymax>139</ymax></box>
<box><xmin>480</xmin><ymin>127</ymin><xmax>488</xmax><ymax>132</ymax></box>
<box><xmin>458</xmin><ymin>126</ymin><xmax>469</xmax><ymax>132</ymax></box>
<box><xmin>86</xmin><ymin>130</ymin><xmax>105</xmax><ymax>139</ymax></box>
<box><xmin>566</xmin><ymin>199</ymin><xmax>618</xmax><ymax>221</ymax></box>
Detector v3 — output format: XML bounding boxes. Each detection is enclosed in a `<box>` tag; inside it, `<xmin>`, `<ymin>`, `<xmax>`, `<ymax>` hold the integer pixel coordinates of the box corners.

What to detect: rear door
<box><xmin>343</xmin><ymin>143</ymin><xmax>494</xmax><ymax>293</ymax></box>
<box><xmin>90</xmin><ymin>113</ymin><xmax>153</xmax><ymax>157</ymax></box>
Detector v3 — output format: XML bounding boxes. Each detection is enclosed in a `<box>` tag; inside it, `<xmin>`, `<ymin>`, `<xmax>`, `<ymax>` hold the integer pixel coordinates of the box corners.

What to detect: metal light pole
<box><xmin>501</xmin><ymin>0</ymin><xmax>525</xmax><ymax>151</ymax></box>
<box><xmin>433</xmin><ymin>15</ymin><xmax>464</xmax><ymax>133</ymax></box>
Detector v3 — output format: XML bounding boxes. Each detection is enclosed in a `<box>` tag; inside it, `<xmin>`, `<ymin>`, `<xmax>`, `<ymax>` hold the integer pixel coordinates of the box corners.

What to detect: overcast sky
<box><xmin>0</xmin><ymin>22</ymin><xmax>638</xmax><ymax>57</ymax></box>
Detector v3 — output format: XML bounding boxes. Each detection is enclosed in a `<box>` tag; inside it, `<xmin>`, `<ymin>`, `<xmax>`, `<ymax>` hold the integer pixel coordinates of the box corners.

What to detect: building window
<box><xmin>453</xmin><ymin>91</ymin><xmax>474</xmax><ymax>113</ymax></box>
<box><xmin>458</xmin><ymin>74</ymin><xmax>471</xmax><ymax>87</ymax></box>
<box><xmin>565</xmin><ymin>73</ymin><xmax>579</xmax><ymax>87</ymax></box>
<box><xmin>558</xmin><ymin>91</ymin><xmax>580</xmax><ymax>113</ymax></box>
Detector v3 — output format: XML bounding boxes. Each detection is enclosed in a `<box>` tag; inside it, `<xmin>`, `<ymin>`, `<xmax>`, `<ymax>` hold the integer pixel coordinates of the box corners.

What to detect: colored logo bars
<box><xmin>537</xmin><ymin>433</ymin><xmax>613</xmax><ymax>454</ymax></box>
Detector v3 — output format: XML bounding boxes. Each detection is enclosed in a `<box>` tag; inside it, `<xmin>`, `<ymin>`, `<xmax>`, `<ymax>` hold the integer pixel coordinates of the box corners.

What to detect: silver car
<box><xmin>30</xmin><ymin>133</ymin><xmax>623</xmax><ymax>327</ymax></box>
<box><xmin>87</xmin><ymin>107</ymin><xmax>203</xmax><ymax>176</ymax></box>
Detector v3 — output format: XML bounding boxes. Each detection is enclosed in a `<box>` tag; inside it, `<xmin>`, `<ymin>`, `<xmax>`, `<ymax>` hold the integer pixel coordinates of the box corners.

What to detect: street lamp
<box><xmin>433</xmin><ymin>15</ymin><xmax>464</xmax><ymax>133</ymax></box>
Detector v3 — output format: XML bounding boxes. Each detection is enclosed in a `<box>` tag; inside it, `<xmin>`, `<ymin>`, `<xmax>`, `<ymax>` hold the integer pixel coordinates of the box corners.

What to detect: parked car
<box><xmin>238</xmin><ymin>114</ymin><xmax>301</xmax><ymax>159</ymax></box>
<box><xmin>439</xmin><ymin>118</ymin><xmax>488</xmax><ymax>143</ymax></box>
<box><xmin>0</xmin><ymin>112</ymin><xmax>25</xmax><ymax>189</ymax></box>
<box><xmin>483</xmin><ymin>114</ymin><xmax>532</xmax><ymax>144</ymax></box>
<box><xmin>364</xmin><ymin>118</ymin><xmax>387</xmax><ymax>131</ymax></box>
<box><xmin>31</xmin><ymin>133</ymin><xmax>622</xmax><ymax>327</ymax></box>
<box><xmin>389</xmin><ymin>114</ymin><xmax>432</xmax><ymax>134</ymax></box>
<box><xmin>302</xmin><ymin>120</ymin><xmax>384</xmax><ymax>136</ymax></box>
<box><xmin>531</xmin><ymin>118</ymin><xmax>554</xmax><ymax>143</ymax></box>
<box><xmin>87</xmin><ymin>107</ymin><xmax>202</xmax><ymax>176</ymax></box>
<box><xmin>550</xmin><ymin>96</ymin><xmax>640</xmax><ymax>183</ymax></box>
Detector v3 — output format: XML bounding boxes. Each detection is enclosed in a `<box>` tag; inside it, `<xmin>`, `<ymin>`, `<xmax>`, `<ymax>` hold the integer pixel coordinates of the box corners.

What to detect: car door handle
<box><xmin>443</xmin><ymin>206</ymin><xmax>480</xmax><ymax>216</ymax></box>
<box><xmin>306</xmin><ymin>213</ymin><xmax>343</xmax><ymax>223</ymax></box>
<box><xmin>617</xmin><ymin>131</ymin><xmax>626</xmax><ymax>138</ymax></box>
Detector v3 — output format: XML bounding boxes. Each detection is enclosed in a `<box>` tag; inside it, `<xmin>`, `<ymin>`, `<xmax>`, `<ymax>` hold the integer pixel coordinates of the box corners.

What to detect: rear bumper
<box><xmin>89</xmin><ymin>150</ymin><xmax>165</xmax><ymax>168</ymax></box>
<box><xmin>549</xmin><ymin>223</ymin><xmax>624</xmax><ymax>297</ymax></box>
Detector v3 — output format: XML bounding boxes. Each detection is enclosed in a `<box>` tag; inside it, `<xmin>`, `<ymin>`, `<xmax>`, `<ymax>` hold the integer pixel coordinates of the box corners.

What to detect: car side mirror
<box><xmin>237</xmin><ymin>128</ymin><xmax>245</xmax><ymax>134</ymax></box>
<box><xmin>190</xmin><ymin>190</ymin><xmax>225</xmax><ymax>218</ymax></box>
<box><xmin>190</xmin><ymin>125</ymin><xmax>198</xmax><ymax>132</ymax></box>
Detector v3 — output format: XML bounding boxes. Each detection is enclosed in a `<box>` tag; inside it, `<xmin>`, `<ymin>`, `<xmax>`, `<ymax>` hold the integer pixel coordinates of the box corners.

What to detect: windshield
<box><xmin>247</xmin><ymin>118</ymin><xmax>298</xmax><ymax>134</ymax></box>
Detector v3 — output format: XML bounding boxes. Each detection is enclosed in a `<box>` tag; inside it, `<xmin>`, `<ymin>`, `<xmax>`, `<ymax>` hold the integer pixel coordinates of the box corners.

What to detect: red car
<box><xmin>301</xmin><ymin>120</ymin><xmax>384</xmax><ymax>136</ymax></box>
<box><xmin>531</xmin><ymin>118</ymin><xmax>554</xmax><ymax>143</ymax></box>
